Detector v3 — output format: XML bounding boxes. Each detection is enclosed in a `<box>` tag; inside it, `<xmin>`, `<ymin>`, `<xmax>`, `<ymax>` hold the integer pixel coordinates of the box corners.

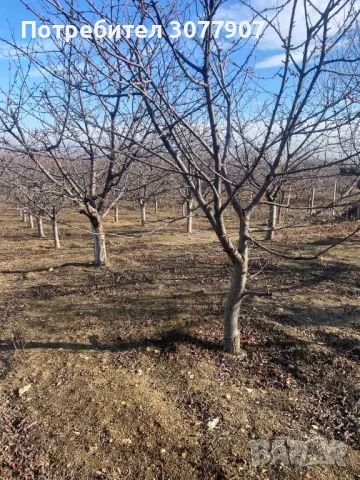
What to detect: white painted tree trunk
<box><xmin>114</xmin><ymin>205</ymin><xmax>119</xmax><ymax>223</ymax></box>
<box><xmin>91</xmin><ymin>218</ymin><xmax>107</xmax><ymax>267</ymax></box>
<box><xmin>29</xmin><ymin>214</ymin><xmax>34</xmax><ymax>229</ymax></box>
<box><xmin>52</xmin><ymin>216</ymin><xmax>60</xmax><ymax>249</ymax></box>
<box><xmin>224</xmin><ymin>217</ymin><xmax>249</xmax><ymax>355</ymax></box>
<box><xmin>154</xmin><ymin>198</ymin><xmax>158</xmax><ymax>214</ymax></box>
<box><xmin>309</xmin><ymin>187</ymin><xmax>315</xmax><ymax>215</ymax></box>
<box><xmin>186</xmin><ymin>199</ymin><xmax>193</xmax><ymax>233</ymax></box>
<box><xmin>265</xmin><ymin>202</ymin><xmax>276</xmax><ymax>240</ymax></box>
<box><xmin>36</xmin><ymin>216</ymin><xmax>45</xmax><ymax>238</ymax></box>
<box><xmin>332</xmin><ymin>181</ymin><xmax>337</xmax><ymax>217</ymax></box>
<box><xmin>22</xmin><ymin>212</ymin><xmax>27</xmax><ymax>223</ymax></box>
<box><xmin>182</xmin><ymin>201</ymin><xmax>186</xmax><ymax>217</ymax></box>
<box><xmin>140</xmin><ymin>202</ymin><xmax>146</xmax><ymax>226</ymax></box>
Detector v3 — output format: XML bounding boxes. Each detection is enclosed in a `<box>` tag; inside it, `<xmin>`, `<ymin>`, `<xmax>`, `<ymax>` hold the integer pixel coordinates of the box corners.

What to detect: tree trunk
<box><xmin>154</xmin><ymin>197</ymin><xmax>158</xmax><ymax>214</ymax></box>
<box><xmin>265</xmin><ymin>201</ymin><xmax>276</xmax><ymax>240</ymax></box>
<box><xmin>309</xmin><ymin>187</ymin><xmax>315</xmax><ymax>215</ymax></box>
<box><xmin>277</xmin><ymin>191</ymin><xmax>285</xmax><ymax>224</ymax></box>
<box><xmin>51</xmin><ymin>213</ymin><xmax>60</xmax><ymax>249</ymax></box>
<box><xmin>36</xmin><ymin>216</ymin><xmax>45</xmax><ymax>238</ymax></box>
<box><xmin>89</xmin><ymin>216</ymin><xmax>107</xmax><ymax>267</ymax></box>
<box><xmin>186</xmin><ymin>199</ymin><xmax>193</xmax><ymax>233</ymax></box>
<box><xmin>22</xmin><ymin>211</ymin><xmax>27</xmax><ymax>223</ymax></box>
<box><xmin>284</xmin><ymin>186</ymin><xmax>291</xmax><ymax>223</ymax></box>
<box><xmin>114</xmin><ymin>205</ymin><xmax>119</xmax><ymax>223</ymax></box>
<box><xmin>224</xmin><ymin>216</ymin><xmax>249</xmax><ymax>355</ymax></box>
<box><xmin>140</xmin><ymin>202</ymin><xmax>146</xmax><ymax>226</ymax></box>
<box><xmin>357</xmin><ymin>201</ymin><xmax>360</xmax><ymax>220</ymax></box>
<box><xmin>29</xmin><ymin>214</ymin><xmax>34</xmax><ymax>229</ymax></box>
<box><xmin>332</xmin><ymin>181</ymin><xmax>337</xmax><ymax>217</ymax></box>
<box><xmin>182</xmin><ymin>201</ymin><xmax>187</xmax><ymax>217</ymax></box>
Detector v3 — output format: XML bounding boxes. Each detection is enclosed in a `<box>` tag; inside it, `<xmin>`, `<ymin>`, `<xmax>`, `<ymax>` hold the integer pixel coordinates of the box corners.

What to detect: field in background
<box><xmin>0</xmin><ymin>204</ymin><xmax>359</xmax><ymax>479</ymax></box>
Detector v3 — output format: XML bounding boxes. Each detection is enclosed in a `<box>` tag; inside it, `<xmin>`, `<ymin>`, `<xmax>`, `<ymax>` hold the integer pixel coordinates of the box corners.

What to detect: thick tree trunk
<box><xmin>36</xmin><ymin>216</ymin><xmax>45</xmax><ymax>238</ymax></box>
<box><xmin>90</xmin><ymin>216</ymin><xmax>107</xmax><ymax>267</ymax></box>
<box><xmin>186</xmin><ymin>199</ymin><xmax>193</xmax><ymax>233</ymax></box>
<box><xmin>51</xmin><ymin>214</ymin><xmax>60</xmax><ymax>249</ymax></box>
<box><xmin>114</xmin><ymin>205</ymin><xmax>119</xmax><ymax>223</ymax></box>
<box><xmin>224</xmin><ymin>216</ymin><xmax>249</xmax><ymax>355</ymax></box>
<box><xmin>265</xmin><ymin>201</ymin><xmax>276</xmax><ymax>240</ymax></box>
<box><xmin>140</xmin><ymin>202</ymin><xmax>146</xmax><ymax>226</ymax></box>
<box><xmin>29</xmin><ymin>214</ymin><xmax>34</xmax><ymax>229</ymax></box>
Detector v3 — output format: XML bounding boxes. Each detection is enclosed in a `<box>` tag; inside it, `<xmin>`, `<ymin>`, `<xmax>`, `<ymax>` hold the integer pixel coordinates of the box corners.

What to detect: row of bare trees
<box><xmin>1</xmin><ymin>0</ymin><xmax>360</xmax><ymax>354</ymax></box>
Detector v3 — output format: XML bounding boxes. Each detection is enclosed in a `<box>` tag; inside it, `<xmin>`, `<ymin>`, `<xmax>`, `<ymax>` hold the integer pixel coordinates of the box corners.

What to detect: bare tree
<box><xmin>96</xmin><ymin>0</ymin><xmax>359</xmax><ymax>354</ymax></box>
<box><xmin>0</xmin><ymin>42</ymin><xmax>149</xmax><ymax>266</ymax></box>
<box><xmin>2</xmin><ymin>0</ymin><xmax>360</xmax><ymax>354</ymax></box>
<box><xmin>0</xmin><ymin>158</ymin><xmax>67</xmax><ymax>246</ymax></box>
<box><xmin>127</xmin><ymin>162</ymin><xmax>171</xmax><ymax>227</ymax></box>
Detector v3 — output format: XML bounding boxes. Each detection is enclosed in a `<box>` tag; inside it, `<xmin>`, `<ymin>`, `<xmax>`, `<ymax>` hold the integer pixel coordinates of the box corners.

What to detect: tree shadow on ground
<box><xmin>0</xmin><ymin>262</ymin><xmax>94</xmax><ymax>275</ymax></box>
<box><xmin>0</xmin><ymin>234</ymin><xmax>42</xmax><ymax>242</ymax></box>
<box><xmin>274</xmin><ymin>304</ymin><xmax>360</xmax><ymax>329</ymax></box>
<box><xmin>0</xmin><ymin>328</ymin><xmax>220</xmax><ymax>354</ymax></box>
<box><xmin>238</xmin><ymin>315</ymin><xmax>360</xmax><ymax>445</ymax></box>
<box><xmin>0</xmin><ymin>302</ymin><xmax>358</xmax><ymax>445</ymax></box>
<box><xmin>309</xmin><ymin>236</ymin><xmax>360</xmax><ymax>246</ymax></box>
<box><xmin>0</xmin><ymin>352</ymin><xmax>13</xmax><ymax>380</ymax></box>
<box><xmin>314</xmin><ymin>330</ymin><xmax>360</xmax><ymax>361</ymax></box>
<box><xmin>266</xmin><ymin>260</ymin><xmax>360</xmax><ymax>294</ymax></box>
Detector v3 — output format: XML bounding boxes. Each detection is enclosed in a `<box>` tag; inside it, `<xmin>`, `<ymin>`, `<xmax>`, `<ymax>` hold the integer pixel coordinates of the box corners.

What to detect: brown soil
<box><xmin>0</xmin><ymin>205</ymin><xmax>359</xmax><ymax>479</ymax></box>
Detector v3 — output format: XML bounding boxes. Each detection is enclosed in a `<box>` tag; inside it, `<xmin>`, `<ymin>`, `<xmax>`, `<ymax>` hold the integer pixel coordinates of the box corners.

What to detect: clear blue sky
<box><xmin>0</xmin><ymin>1</ymin><xmax>31</xmax><ymax>35</ymax></box>
<box><xmin>0</xmin><ymin>1</ymin><xmax>37</xmax><ymax>90</ymax></box>
<box><xmin>0</xmin><ymin>1</ymin><xmax>36</xmax><ymax>44</ymax></box>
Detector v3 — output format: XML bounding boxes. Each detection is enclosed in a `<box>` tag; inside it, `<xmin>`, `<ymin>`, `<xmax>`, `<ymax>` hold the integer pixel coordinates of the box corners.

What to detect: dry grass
<box><xmin>0</xmin><ymin>204</ymin><xmax>359</xmax><ymax>479</ymax></box>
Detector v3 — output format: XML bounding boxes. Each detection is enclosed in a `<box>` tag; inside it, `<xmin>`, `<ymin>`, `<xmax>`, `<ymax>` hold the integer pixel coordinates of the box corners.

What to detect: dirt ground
<box><xmin>0</xmin><ymin>204</ymin><xmax>359</xmax><ymax>480</ymax></box>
